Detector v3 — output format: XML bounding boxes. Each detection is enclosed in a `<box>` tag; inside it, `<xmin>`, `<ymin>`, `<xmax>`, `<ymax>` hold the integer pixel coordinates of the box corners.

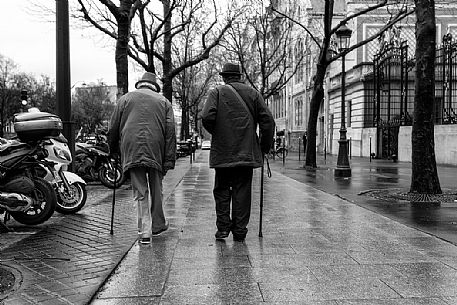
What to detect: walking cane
<box><xmin>259</xmin><ymin>154</ymin><xmax>271</xmax><ymax>238</ymax></box>
<box><xmin>259</xmin><ymin>154</ymin><xmax>265</xmax><ymax>237</ymax></box>
<box><xmin>110</xmin><ymin>155</ymin><xmax>118</xmax><ymax>235</ymax></box>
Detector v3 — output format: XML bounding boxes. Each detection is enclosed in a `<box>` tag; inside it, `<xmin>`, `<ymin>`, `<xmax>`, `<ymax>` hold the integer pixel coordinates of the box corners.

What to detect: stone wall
<box><xmin>398</xmin><ymin>125</ymin><xmax>457</xmax><ymax>166</ymax></box>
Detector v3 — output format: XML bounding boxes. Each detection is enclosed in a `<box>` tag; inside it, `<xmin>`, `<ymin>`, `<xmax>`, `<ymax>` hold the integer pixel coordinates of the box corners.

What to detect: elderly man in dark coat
<box><xmin>202</xmin><ymin>63</ymin><xmax>275</xmax><ymax>242</ymax></box>
<box><xmin>108</xmin><ymin>72</ymin><xmax>176</xmax><ymax>244</ymax></box>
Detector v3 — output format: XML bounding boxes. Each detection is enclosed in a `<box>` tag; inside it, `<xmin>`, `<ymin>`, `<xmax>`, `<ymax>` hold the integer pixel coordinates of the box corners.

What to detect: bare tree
<box><xmin>76</xmin><ymin>0</ymin><xmax>142</xmax><ymax>96</ymax></box>
<box><xmin>220</xmin><ymin>0</ymin><xmax>303</xmax><ymax>100</ymax></box>
<box><xmin>410</xmin><ymin>0</ymin><xmax>441</xmax><ymax>194</ymax></box>
<box><xmin>0</xmin><ymin>55</ymin><xmax>21</xmax><ymax>137</ymax></box>
<box><xmin>128</xmin><ymin>0</ymin><xmax>238</xmax><ymax>104</ymax></box>
<box><xmin>31</xmin><ymin>75</ymin><xmax>57</xmax><ymax>114</ymax></box>
<box><xmin>272</xmin><ymin>0</ymin><xmax>414</xmax><ymax>168</ymax></box>
<box><xmin>173</xmin><ymin>55</ymin><xmax>218</xmax><ymax>139</ymax></box>
<box><xmin>71</xmin><ymin>82</ymin><xmax>115</xmax><ymax>132</ymax></box>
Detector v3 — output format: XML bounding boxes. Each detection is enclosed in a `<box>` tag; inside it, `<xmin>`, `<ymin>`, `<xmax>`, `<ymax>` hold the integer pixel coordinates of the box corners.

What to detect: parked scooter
<box><xmin>0</xmin><ymin>138</ymin><xmax>57</xmax><ymax>225</ymax></box>
<box><xmin>41</xmin><ymin>134</ymin><xmax>87</xmax><ymax>214</ymax></box>
<box><xmin>74</xmin><ymin>134</ymin><xmax>125</xmax><ymax>189</ymax></box>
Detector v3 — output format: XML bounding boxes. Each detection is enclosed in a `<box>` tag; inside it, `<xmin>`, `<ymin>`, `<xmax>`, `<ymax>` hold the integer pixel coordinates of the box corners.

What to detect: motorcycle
<box><xmin>41</xmin><ymin>134</ymin><xmax>87</xmax><ymax>214</ymax></box>
<box><xmin>74</xmin><ymin>134</ymin><xmax>126</xmax><ymax>189</ymax></box>
<box><xmin>0</xmin><ymin>138</ymin><xmax>57</xmax><ymax>225</ymax></box>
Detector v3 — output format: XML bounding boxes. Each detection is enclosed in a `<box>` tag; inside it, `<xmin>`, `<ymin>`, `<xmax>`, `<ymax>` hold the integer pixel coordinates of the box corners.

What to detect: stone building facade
<box><xmin>270</xmin><ymin>0</ymin><xmax>457</xmax><ymax>165</ymax></box>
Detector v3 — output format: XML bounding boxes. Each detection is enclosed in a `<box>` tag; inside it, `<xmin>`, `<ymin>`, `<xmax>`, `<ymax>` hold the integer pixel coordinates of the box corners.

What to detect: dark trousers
<box><xmin>213</xmin><ymin>167</ymin><xmax>253</xmax><ymax>238</ymax></box>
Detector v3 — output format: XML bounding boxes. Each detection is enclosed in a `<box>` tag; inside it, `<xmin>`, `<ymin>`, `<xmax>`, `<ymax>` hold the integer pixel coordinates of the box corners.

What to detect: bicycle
<box><xmin>267</xmin><ymin>146</ymin><xmax>288</xmax><ymax>159</ymax></box>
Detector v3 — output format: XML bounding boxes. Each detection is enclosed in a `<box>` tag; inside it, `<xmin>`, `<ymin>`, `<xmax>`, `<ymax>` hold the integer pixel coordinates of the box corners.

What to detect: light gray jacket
<box><xmin>108</xmin><ymin>88</ymin><xmax>176</xmax><ymax>174</ymax></box>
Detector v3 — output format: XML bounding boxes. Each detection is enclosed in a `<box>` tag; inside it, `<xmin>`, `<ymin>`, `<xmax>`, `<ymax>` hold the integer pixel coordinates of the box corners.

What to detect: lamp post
<box><xmin>334</xmin><ymin>23</ymin><xmax>352</xmax><ymax>178</ymax></box>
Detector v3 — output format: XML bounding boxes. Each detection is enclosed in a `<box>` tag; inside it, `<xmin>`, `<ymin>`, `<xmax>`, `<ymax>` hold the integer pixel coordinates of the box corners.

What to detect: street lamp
<box><xmin>334</xmin><ymin>23</ymin><xmax>352</xmax><ymax>178</ymax></box>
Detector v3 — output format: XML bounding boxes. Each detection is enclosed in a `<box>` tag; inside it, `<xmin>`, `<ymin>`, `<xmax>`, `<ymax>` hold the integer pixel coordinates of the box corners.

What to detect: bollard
<box><xmin>298</xmin><ymin>137</ymin><xmax>301</xmax><ymax>161</ymax></box>
<box><xmin>188</xmin><ymin>141</ymin><xmax>192</xmax><ymax>164</ymax></box>
<box><xmin>282</xmin><ymin>137</ymin><xmax>285</xmax><ymax>166</ymax></box>
<box><xmin>324</xmin><ymin>137</ymin><xmax>327</xmax><ymax>161</ymax></box>
<box><xmin>369</xmin><ymin>136</ymin><xmax>372</xmax><ymax>163</ymax></box>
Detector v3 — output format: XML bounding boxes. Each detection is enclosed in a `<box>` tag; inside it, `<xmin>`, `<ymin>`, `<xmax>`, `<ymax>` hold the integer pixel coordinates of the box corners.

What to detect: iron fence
<box><xmin>435</xmin><ymin>33</ymin><xmax>457</xmax><ymax>124</ymax></box>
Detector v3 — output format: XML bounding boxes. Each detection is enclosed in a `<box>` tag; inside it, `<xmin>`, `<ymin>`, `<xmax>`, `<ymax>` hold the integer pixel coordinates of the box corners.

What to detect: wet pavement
<box><xmin>268</xmin><ymin>153</ymin><xmax>457</xmax><ymax>245</ymax></box>
<box><xmin>0</xmin><ymin>155</ymin><xmax>191</xmax><ymax>304</ymax></box>
<box><xmin>1</xmin><ymin>150</ymin><xmax>457</xmax><ymax>304</ymax></box>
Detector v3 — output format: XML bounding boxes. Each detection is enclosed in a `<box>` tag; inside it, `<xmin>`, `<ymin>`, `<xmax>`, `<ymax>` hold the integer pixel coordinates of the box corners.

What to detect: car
<box><xmin>201</xmin><ymin>140</ymin><xmax>211</xmax><ymax>150</ymax></box>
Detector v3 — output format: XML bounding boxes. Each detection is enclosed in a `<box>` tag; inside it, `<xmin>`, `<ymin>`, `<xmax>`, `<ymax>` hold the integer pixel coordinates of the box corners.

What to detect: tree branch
<box><xmin>330</xmin><ymin>7</ymin><xmax>415</xmax><ymax>63</ymax></box>
<box><xmin>97</xmin><ymin>0</ymin><xmax>119</xmax><ymax>19</ymax></box>
<box><xmin>78</xmin><ymin>0</ymin><xmax>118</xmax><ymax>39</ymax></box>
<box><xmin>169</xmin><ymin>16</ymin><xmax>235</xmax><ymax>79</ymax></box>
<box><xmin>329</xmin><ymin>0</ymin><xmax>389</xmax><ymax>36</ymax></box>
<box><xmin>271</xmin><ymin>7</ymin><xmax>321</xmax><ymax>49</ymax></box>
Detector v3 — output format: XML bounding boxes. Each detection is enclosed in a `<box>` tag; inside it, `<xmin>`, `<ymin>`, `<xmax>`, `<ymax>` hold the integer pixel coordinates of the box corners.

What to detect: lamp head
<box><xmin>336</xmin><ymin>23</ymin><xmax>352</xmax><ymax>51</ymax></box>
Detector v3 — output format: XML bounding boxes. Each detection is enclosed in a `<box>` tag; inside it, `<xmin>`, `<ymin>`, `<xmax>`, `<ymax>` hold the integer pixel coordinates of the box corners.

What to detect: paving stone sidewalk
<box><xmin>0</xmin><ymin>155</ymin><xmax>194</xmax><ymax>305</ymax></box>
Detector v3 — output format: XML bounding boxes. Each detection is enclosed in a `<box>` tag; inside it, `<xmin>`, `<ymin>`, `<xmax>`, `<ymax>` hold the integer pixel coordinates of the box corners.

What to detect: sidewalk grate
<box><xmin>361</xmin><ymin>188</ymin><xmax>457</xmax><ymax>204</ymax></box>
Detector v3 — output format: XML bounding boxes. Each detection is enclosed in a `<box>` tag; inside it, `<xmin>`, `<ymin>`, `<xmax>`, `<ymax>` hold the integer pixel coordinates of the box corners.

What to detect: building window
<box><xmin>347</xmin><ymin>100</ymin><xmax>352</xmax><ymax>127</ymax></box>
<box><xmin>295</xmin><ymin>99</ymin><xmax>303</xmax><ymax>126</ymax></box>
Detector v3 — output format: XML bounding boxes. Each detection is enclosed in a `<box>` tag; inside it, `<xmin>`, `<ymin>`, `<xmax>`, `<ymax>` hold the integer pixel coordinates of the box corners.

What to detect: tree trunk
<box><xmin>162</xmin><ymin>0</ymin><xmax>173</xmax><ymax>103</ymax></box>
<box><xmin>305</xmin><ymin>60</ymin><xmax>328</xmax><ymax>168</ymax></box>
<box><xmin>410</xmin><ymin>0</ymin><xmax>441</xmax><ymax>194</ymax></box>
<box><xmin>180</xmin><ymin>106</ymin><xmax>188</xmax><ymax>140</ymax></box>
<box><xmin>115</xmin><ymin>3</ymin><xmax>131</xmax><ymax>97</ymax></box>
<box><xmin>0</xmin><ymin>104</ymin><xmax>4</xmax><ymax>137</ymax></box>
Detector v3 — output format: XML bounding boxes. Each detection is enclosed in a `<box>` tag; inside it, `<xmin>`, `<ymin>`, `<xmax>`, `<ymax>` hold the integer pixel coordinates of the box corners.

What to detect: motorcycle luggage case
<box><xmin>13</xmin><ymin>112</ymin><xmax>63</xmax><ymax>142</ymax></box>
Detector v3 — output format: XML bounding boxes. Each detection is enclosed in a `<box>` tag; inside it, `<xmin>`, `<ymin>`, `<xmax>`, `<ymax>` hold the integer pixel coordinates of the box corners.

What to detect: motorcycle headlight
<box><xmin>54</xmin><ymin>146</ymin><xmax>72</xmax><ymax>161</ymax></box>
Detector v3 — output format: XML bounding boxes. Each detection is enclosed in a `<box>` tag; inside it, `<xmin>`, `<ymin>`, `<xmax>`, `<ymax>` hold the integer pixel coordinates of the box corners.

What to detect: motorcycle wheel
<box><xmin>99</xmin><ymin>162</ymin><xmax>126</xmax><ymax>189</ymax></box>
<box><xmin>55</xmin><ymin>182</ymin><xmax>87</xmax><ymax>214</ymax></box>
<box><xmin>10</xmin><ymin>177</ymin><xmax>57</xmax><ymax>225</ymax></box>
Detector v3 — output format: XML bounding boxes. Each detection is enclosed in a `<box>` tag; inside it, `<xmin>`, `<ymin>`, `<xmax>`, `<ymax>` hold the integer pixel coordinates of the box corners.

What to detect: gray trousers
<box><xmin>129</xmin><ymin>167</ymin><xmax>166</xmax><ymax>238</ymax></box>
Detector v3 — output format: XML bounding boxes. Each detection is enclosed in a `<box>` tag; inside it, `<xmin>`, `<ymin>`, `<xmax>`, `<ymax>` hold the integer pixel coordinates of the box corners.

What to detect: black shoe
<box><xmin>152</xmin><ymin>222</ymin><xmax>169</xmax><ymax>236</ymax></box>
<box><xmin>215</xmin><ymin>230</ymin><xmax>230</xmax><ymax>240</ymax></box>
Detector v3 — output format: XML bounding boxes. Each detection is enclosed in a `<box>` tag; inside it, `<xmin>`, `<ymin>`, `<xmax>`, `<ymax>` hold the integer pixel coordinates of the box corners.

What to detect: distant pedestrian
<box><xmin>202</xmin><ymin>62</ymin><xmax>275</xmax><ymax>242</ymax></box>
<box><xmin>302</xmin><ymin>131</ymin><xmax>307</xmax><ymax>155</ymax></box>
<box><xmin>108</xmin><ymin>72</ymin><xmax>176</xmax><ymax>244</ymax></box>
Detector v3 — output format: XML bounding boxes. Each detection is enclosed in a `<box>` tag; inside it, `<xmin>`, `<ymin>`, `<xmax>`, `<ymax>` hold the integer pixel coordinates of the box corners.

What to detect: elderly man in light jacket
<box><xmin>108</xmin><ymin>72</ymin><xmax>176</xmax><ymax>244</ymax></box>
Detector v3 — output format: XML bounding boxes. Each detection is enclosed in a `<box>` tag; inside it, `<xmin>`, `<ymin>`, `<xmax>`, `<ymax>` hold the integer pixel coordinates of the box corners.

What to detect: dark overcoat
<box><xmin>202</xmin><ymin>80</ymin><xmax>275</xmax><ymax>168</ymax></box>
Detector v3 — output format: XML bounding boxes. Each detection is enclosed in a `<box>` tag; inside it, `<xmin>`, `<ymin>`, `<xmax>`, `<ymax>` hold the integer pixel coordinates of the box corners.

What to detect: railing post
<box><xmin>298</xmin><ymin>137</ymin><xmax>301</xmax><ymax>161</ymax></box>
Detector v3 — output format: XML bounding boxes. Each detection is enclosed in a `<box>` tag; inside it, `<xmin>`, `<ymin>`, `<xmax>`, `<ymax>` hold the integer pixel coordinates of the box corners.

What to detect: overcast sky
<box><xmin>0</xmin><ymin>1</ymin><xmax>139</xmax><ymax>88</ymax></box>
